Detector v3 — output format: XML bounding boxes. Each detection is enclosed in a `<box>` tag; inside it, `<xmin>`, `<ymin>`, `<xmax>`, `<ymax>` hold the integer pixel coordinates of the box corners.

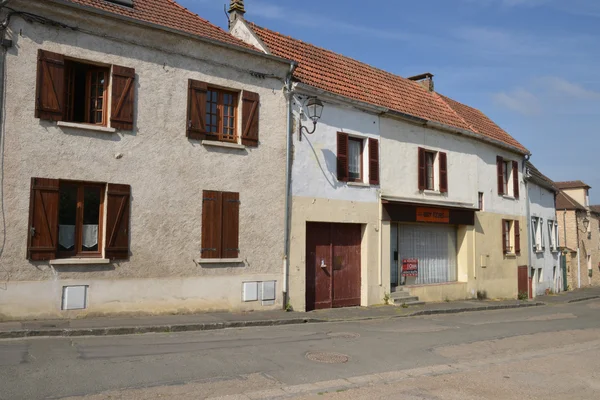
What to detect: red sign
<box><xmin>416</xmin><ymin>207</ymin><xmax>450</xmax><ymax>223</ymax></box>
<box><xmin>402</xmin><ymin>259</ymin><xmax>419</xmax><ymax>277</ymax></box>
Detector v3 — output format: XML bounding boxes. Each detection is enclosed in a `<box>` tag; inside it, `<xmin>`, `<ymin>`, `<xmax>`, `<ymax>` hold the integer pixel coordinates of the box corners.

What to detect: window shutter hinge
<box><xmin>226</xmin><ymin>199</ymin><xmax>241</xmax><ymax>203</ymax></box>
<box><xmin>201</xmin><ymin>248</ymin><xmax>217</xmax><ymax>252</ymax></box>
<box><xmin>226</xmin><ymin>248</ymin><xmax>240</xmax><ymax>251</ymax></box>
<box><xmin>203</xmin><ymin>198</ymin><xmax>215</xmax><ymax>201</ymax></box>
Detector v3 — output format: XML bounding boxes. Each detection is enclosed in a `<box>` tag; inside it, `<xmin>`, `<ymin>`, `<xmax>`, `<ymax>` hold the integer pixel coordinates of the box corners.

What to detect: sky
<box><xmin>182</xmin><ymin>0</ymin><xmax>600</xmax><ymax>202</ymax></box>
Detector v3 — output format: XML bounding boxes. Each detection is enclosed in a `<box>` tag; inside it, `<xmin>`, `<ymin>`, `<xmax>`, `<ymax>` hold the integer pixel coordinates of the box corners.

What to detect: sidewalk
<box><xmin>535</xmin><ymin>286</ymin><xmax>600</xmax><ymax>304</ymax></box>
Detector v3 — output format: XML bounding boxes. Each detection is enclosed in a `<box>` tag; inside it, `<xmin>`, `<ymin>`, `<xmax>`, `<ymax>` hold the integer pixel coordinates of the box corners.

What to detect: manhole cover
<box><xmin>327</xmin><ymin>332</ymin><xmax>360</xmax><ymax>339</ymax></box>
<box><xmin>306</xmin><ymin>352</ymin><xmax>349</xmax><ymax>364</ymax></box>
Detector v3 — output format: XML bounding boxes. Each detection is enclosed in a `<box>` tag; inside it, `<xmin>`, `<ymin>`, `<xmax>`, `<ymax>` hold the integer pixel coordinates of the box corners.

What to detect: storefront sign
<box><xmin>402</xmin><ymin>258</ymin><xmax>419</xmax><ymax>277</ymax></box>
<box><xmin>416</xmin><ymin>207</ymin><xmax>450</xmax><ymax>223</ymax></box>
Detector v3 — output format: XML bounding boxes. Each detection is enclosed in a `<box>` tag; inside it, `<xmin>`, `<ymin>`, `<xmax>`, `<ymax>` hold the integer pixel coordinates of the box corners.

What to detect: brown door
<box><xmin>518</xmin><ymin>265</ymin><xmax>528</xmax><ymax>297</ymax></box>
<box><xmin>306</xmin><ymin>222</ymin><xmax>362</xmax><ymax>311</ymax></box>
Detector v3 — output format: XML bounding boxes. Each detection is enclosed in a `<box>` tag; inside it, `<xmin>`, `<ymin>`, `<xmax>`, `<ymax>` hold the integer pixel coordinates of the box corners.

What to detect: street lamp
<box><xmin>298</xmin><ymin>96</ymin><xmax>324</xmax><ymax>141</ymax></box>
<box><xmin>583</xmin><ymin>217</ymin><xmax>590</xmax><ymax>232</ymax></box>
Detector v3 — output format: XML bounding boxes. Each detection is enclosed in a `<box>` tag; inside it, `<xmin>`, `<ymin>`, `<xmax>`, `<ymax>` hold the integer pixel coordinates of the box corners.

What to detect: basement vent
<box><xmin>62</xmin><ymin>286</ymin><xmax>88</xmax><ymax>310</ymax></box>
<box><xmin>105</xmin><ymin>0</ymin><xmax>134</xmax><ymax>8</ymax></box>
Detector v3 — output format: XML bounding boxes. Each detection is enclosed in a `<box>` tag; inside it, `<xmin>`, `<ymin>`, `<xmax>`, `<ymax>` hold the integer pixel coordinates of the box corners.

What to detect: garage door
<box><xmin>399</xmin><ymin>224</ymin><xmax>457</xmax><ymax>285</ymax></box>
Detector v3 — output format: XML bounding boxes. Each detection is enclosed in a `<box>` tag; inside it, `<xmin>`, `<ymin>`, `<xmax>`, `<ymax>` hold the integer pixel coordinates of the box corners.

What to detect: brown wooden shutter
<box><xmin>221</xmin><ymin>192</ymin><xmax>240</xmax><ymax>259</ymax></box>
<box><xmin>35</xmin><ymin>50</ymin><xmax>65</xmax><ymax>121</ymax></box>
<box><xmin>105</xmin><ymin>184</ymin><xmax>131</xmax><ymax>260</ymax></box>
<box><xmin>502</xmin><ymin>219</ymin><xmax>507</xmax><ymax>254</ymax></box>
<box><xmin>201</xmin><ymin>190</ymin><xmax>222</xmax><ymax>259</ymax></box>
<box><xmin>512</xmin><ymin>160</ymin><xmax>520</xmax><ymax>199</ymax></box>
<box><xmin>368</xmin><ymin>138</ymin><xmax>380</xmax><ymax>185</ymax></box>
<box><xmin>497</xmin><ymin>156</ymin><xmax>504</xmax><ymax>195</ymax></box>
<box><xmin>439</xmin><ymin>152</ymin><xmax>448</xmax><ymax>193</ymax></box>
<box><xmin>418</xmin><ymin>147</ymin><xmax>426</xmax><ymax>191</ymax></box>
<box><xmin>187</xmin><ymin>79</ymin><xmax>210</xmax><ymax>140</ymax></box>
<box><xmin>111</xmin><ymin>65</ymin><xmax>136</xmax><ymax>130</ymax></box>
<box><xmin>514</xmin><ymin>220</ymin><xmax>521</xmax><ymax>254</ymax></box>
<box><xmin>337</xmin><ymin>132</ymin><xmax>349</xmax><ymax>182</ymax></box>
<box><xmin>241</xmin><ymin>91</ymin><xmax>259</xmax><ymax>147</ymax></box>
<box><xmin>27</xmin><ymin>178</ymin><xmax>59</xmax><ymax>261</ymax></box>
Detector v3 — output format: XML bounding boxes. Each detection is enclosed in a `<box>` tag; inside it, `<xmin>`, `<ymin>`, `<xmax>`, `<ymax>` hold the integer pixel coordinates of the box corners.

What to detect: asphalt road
<box><xmin>1</xmin><ymin>300</ymin><xmax>600</xmax><ymax>399</ymax></box>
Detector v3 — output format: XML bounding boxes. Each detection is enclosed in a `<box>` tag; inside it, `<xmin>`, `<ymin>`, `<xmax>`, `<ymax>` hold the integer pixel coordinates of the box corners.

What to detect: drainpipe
<box><xmin>523</xmin><ymin>157</ymin><xmax>532</xmax><ymax>297</ymax></box>
<box><xmin>282</xmin><ymin>61</ymin><xmax>297</xmax><ymax>309</ymax></box>
<box><xmin>576</xmin><ymin>210</ymin><xmax>581</xmax><ymax>289</ymax></box>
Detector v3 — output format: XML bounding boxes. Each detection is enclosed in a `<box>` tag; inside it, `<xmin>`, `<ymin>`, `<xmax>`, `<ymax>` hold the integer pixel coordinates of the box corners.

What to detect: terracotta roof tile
<box><xmin>62</xmin><ymin>0</ymin><xmax>256</xmax><ymax>50</ymax></box>
<box><xmin>555</xmin><ymin>181</ymin><xmax>591</xmax><ymax>190</ymax></box>
<box><xmin>249</xmin><ymin>22</ymin><xmax>528</xmax><ymax>154</ymax></box>
<box><xmin>556</xmin><ymin>191</ymin><xmax>586</xmax><ymax>210</ymax></box>
<box><xmin>590</xmin><ymin>205</ymin><xmax>600</xmax><ymax>214</ymax></box>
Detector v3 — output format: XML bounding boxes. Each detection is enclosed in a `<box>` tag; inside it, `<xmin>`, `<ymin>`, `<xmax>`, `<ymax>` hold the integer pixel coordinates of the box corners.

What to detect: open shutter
<box><xmin>27</xmin><ymin>178</ymin><xmax>59</xmax><ymax>261</ymax></box>
<box><xmin>368</xmin><ymin>138</ymin><xmax>380</xmax><ymax>185</ymax></box>
<box><xmin>512</xmin><ymin>160</ymin><xmax>519</xmax><ymax>198</ymax></box>
<box><xmin>105</xmin><ymin>184</ymin><xmax>131</xmax><ymax>260</ymax></box>
<box><xmin>111</xmin><ymin>65</ymin><xmax>135</xmax><ymax>130</ymax></box>
<box><xmin>221</xmin><ymin>192</ymin><xmax>240</xmax><ymax>259</ymax></box>
<box><xmin>497</xmin><ymin>156</ymin><xmax>504</xmax><ymax>195</ymax></box>
<box><xmin>201</xmin><ymin>190</ymin><xmax>222</xmax><ymax>259</ymax></box>
<box><xmin>187</xmin><ymin>79</ymin><xmax>211</xmax><ymax>140</ymax></box>
<box><xmin>337</xmin><ymin>132</ymin><xmax>349</xmax><ymax>182</ymax></box>
<box><xmin>418</xmin><ymin>147</ymin><xmax>426</xmax><ymax>191</ymax></box>
<box><xmin>439</xmin><ymin>152</ymin><xmax>448</xmax><ymax>193</ymax></box>
<box><xmin>502</xmin><ymin>219</ymin><xmax>507</xmax><ymax>254</ymax></box>
<box><xmin>35</xmin><ymin>50</ymin><xmax>65</xmax><ymax>121</ymax></box>
<box><xmin>241</xmin><ymin>91</ymin><xmax>259</xmax><ymax>147</ymax></box>
<box><xmin>514</xmin><ymin>220</ymin><xmax>521</xmax><ymax>254</ymax></box>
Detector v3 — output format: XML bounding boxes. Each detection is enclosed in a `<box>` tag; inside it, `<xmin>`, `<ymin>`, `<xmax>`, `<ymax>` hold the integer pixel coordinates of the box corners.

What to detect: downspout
<box><xmin>282</xmin><ymin>61</ymin><xmax>297</xmax><ymax>309</ymax></box>
<box><xmin>576</xmin><ymin>210</ymin><xmax>581</xmax><ymax>289</ymax></box>
<box><xmin>523</xmin><ymin>156</ymin><xmax>532</xmax><ymax>297</ymax></box>
<box><xmin>0</xmin><ymin>2</ymin><xmax>11</xmax><ymax>269</ymax></box>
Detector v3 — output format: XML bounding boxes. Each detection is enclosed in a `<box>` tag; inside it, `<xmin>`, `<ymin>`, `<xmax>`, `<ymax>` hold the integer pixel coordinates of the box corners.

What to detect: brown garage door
<box><xmin>306</xmin><ymin>222</ymin><xmax>362</xmax><ymax>311</ymax></box>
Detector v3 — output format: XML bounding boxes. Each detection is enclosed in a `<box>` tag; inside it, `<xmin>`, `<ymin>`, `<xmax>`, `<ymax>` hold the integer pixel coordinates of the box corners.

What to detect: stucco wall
<box><xmin>562</xmin><ymin>211</ymin><xmax>600</xmax><ymax>289</ymax></box>
<box><xmin>0</xmin><ymin>1</ymin><xmax>290</xmax><ymax>318</ymax></box>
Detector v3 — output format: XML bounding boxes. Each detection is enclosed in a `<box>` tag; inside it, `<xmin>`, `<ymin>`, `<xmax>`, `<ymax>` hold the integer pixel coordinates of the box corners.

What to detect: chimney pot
<box><xmin>229</xmin><ymin>0</ymin><xmax>246</xmax><ymax>26</ymax></box>
<box><xmin>408</xmin><ymin>72</ymin><xmax>434</xmax><ymax>92</ymax></box>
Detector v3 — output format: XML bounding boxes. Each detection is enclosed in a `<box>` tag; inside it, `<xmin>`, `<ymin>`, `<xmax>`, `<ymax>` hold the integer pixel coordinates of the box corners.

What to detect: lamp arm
<box><xmin>298</xmin><ymin>120</ymin><xmax>317</xmax><ymax>141</ymax></box>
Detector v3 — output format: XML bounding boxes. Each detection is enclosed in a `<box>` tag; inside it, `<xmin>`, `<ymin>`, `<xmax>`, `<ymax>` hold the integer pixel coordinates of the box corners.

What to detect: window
<box><xmin>418</xmin><ymin>148</ymin><xmax>448</xmax><ymax>192</ymax></box>
<box><xmin>548</xmin><ymin>220</ymin><xmax>558</xmax><ymax>252</ymax></box>
<box><xmin>35</xmin><ymin>50</ymin><xmax>135</xmax><ymax>130</ymax></box>
<box><xmin>348</xmin><ymin>137</ymin><xmax>363</xmax><ymax>181</ymax></box>
<box><xmin>502</xmin><ymin>219</ymin><xmax>520</xmax><ymax>255</ymax></box>
<box><xmin>538</xmin><ymin>268</ymin><xmax>543</xmax><ymax>283</ymax></box>
<box><xmin>532</xmin><ymin>217</ymin><xmax>546</xmax><ymax>252</ymax></box>
<box><xmin>206</xmin><ymin>88</ymin><xmax>238</xmax><ymax>142</ymax></box>
<box><xmin>426</xmin><ymin>151</ymin><xmax>435</xmax><ymax>190</ymax></box>
<box><xmin>496</xmin><ymin>156</ymin><xmax>519</xmax><ymax>198</ymax></box>
<box><xmin>478</xmin><ymin>192</ymin><xmax>484</xmax><ymax>211</ymax></box>
<box><xmin>503</xmin><ymin>220</ymin><xmax>513</xmax><ymax>253</ymax></box>
<box><xmin>201</xmin><ymin>191</ymin><xmax>240</xmax><ymax>259</ymax></box>
<box><xmin>27</xmin><ymin>178</ymin><xmax>131</xmax><ymax>261</ymax></box>
<box><xmin>503</xmin><ymin>161</ymin><xmax>510</xmax><ymax>195</ymax></box>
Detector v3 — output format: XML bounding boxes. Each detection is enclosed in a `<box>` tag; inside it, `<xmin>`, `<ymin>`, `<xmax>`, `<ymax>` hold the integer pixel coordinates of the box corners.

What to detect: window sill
<box><xmin>202</xmin><ymin>140</ymin><xmax>246</xmax><ymax>150</ymax></box>
<box><xmin>504</xmin><ymin>253</ymin><xmax>518</xmax><ymax>258</ymax></box>
<box><xmin>347</xmin><ymin>182</ymin><xmax>370</xmax><ymax>187</ymax></box>
<box><xmin>57</xmin><ymin>121</ymin><xmax>117</xmax><ymax>133</ymax></box>
<box><xmin>50</xmin><ymin>258</ymin><xmax>111</xmax><ymax>266</ymax></box>
<box><xmin>196</xmin><ymin>258</ymin><xmax>244</xmax><ymax>264</ymax></box>
<box><xmin>502</xmin><ymin>195</ymin><xmax>517</xmax><ymax>200</ymax></box>
<box><xmin>423</xmin><ymin>189</ymin><xmax>445</xmax><ymax>196</ymax></box>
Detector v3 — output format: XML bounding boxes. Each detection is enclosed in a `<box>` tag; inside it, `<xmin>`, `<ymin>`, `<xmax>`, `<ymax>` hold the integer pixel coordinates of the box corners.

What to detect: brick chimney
<box><xmin>228</xmin><ymin>0</ymin><xmax>246</xmax><ymax>26</ymax></box>
<box><xmin>408</xmin><ymin>73</ymin><xmax>434</xmax><ymax>92</ymax></box>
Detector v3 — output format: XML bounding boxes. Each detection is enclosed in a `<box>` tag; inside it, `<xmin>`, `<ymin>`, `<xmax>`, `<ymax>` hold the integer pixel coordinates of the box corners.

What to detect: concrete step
<box><xmin>393</xmin><ymin>296</ymin><xmax>421</xmax><ymax>304</ymax></box>
<box><xmin>394</xmin><ymin>300</ymin><xmax>426</xmax><ymax>307</ymax></box>
<box><xmin>391</xmin><ymin>291</ymin><xmax>413</xmax><ymax>299</ymax></box>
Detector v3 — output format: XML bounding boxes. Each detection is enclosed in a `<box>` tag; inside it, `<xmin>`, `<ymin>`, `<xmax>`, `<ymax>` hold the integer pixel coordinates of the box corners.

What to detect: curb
<box><xmin>567</xmin><ymin>296</ymin><xmax>600</xmax><ymax>304</ymax></box>
<box><xmin>0</xmin><ymin>302</ymin><xmax>546</xmax><ymax>339</ymax></box>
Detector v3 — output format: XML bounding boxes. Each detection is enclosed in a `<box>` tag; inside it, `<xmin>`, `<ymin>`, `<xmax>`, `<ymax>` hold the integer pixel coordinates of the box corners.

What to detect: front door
<box><xmin>518</xmin><ymin>265</ymin><xmax>528</xmax><ymax>297</ymax></box>
<box><xmin>306</xmin><ymin>222</ymin><xmax>361</xmax><ymax>311</ymax></box>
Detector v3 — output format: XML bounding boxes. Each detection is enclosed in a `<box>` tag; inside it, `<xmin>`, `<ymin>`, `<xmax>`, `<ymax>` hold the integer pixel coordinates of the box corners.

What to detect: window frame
<box><xmin>205</xmin><ymin>87</ymin><xmax>239</xmax><ymax>143</ymax></box>
<box><xmin>64</xmin><ymin>58</ymin><xmax>110</xmax><ymax>127</ymax></box>
<box><xmin>504</xmin><ymin>220</ymin><xmax>513</xmax><ymax>254</ymax></box>
<box><xmin>478</xmin><ymin>192</ymin><xmax>484</xmax><ymax>211</ymax></box>
<box><xmin>425</xmin><ymin>151</ymin><xmax>436</xmax><ymax>190</ymax></box>
<box><xmin>503</xmin><ymin>161</ymin><xmax>510</xmax><ymax>195</ymax></box>
<box><xmin>57</xmin><ymin>180</ymin><xmax>105</xmax><ymax>259</ymax></box>
<box><xmin>347</xmin><ymin>136</ymin><xmax>364</xmax><ymax>183</ymax></box>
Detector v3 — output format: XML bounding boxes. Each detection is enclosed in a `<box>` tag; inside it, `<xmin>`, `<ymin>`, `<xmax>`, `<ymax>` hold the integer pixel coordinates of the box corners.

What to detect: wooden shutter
<box><xmin>439</xmin><ymin>152</ymin><xmax>448</xmax><ymax>193</ymax></box>
<box><xmin>27</xmin><ymin>178</ymin><xmax>59</xmax><ymax>261</ymax></box>
<box><xmin>105</xmin><ymin>184</ymin><xmax>131</xmax><ymax>260</ymax></box>
<box><xmin>111</xmin><ymin>65</ymin><xmax>136</xmax><ymax>130</ymax></box>
<box><xmin>368</xmin><ymin>138</ymin><xmax>380</xmax><ymax>185</ymax></box>
<box><xmin>35</xmin><ymin>50</ymin><xmax>65</xmax><ymax>121</ymax></box>
<box><xmin>418</xmin><ymin>147</ymin><xmax>426</xmax><ymax>191</ymax></box>
<box><xmin>221</xmin><ymin>192</ymin><xmax>240</xmax><ymax>259</ymax></box>
<box><xmin>187</xmin><ymin>79</ymin><xmax>210</xmax><ymax>140</ymax></box>
<box><xmin>497</xmin><ymin>156</ymin><xmax>504</xmax><ymax>195</ymax></box>
<box><xmin>514</xmin><ymin>220</ymin><xmax>521</xmax><ymax>254</ymax></box>
<box><xmin>241</xmin><ymin>91</ymin><xmax>259</xmax><ymax>147</ymax></box>
<box><xmin>502</xmin><ymin>219</ymin><xmax>507</xmax><ymax>254</ymax></box>
<box><xmin>512</xmin><ymin>160</ymin><xmax>519</xmax><ymax>198</ymax></box>
<box><xmin>201</xmin><ymin>190</ymin><xmax>222</xmax><ymax>259</ymax></box>
<box><xmin>337</xmin><ymin>132</ymin><xmax>349</xmax><ymax>182</ymax></box>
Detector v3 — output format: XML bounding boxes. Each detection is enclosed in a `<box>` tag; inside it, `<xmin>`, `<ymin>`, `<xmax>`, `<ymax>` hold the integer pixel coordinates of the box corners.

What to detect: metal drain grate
<box><xmin>306</xmin><ymin>352</ymin><xmax>349</xmax><ymax>364</ymax></box>
<box><xmin>327</xmin><ymin>332</ymin><xmax>360</xmax><ymax>339</ymax></box>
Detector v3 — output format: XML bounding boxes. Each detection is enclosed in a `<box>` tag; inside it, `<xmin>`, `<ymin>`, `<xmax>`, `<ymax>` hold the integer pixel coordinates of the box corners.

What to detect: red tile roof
<box><xmin>61</xmin><ymin>0</ymin><xmax>256</xmax><ymax>50</ymax></box>
<box><xmin>556</xmin><ymin>191</ymin><xmax>586</xmax><ymax>210</ymax></box>
<box><xmin>249</xmin><ymin>23</ymin><xmax>528</xmax><ymax>154</ymax></box>
<box><xmin>590</xmin><ymin>205</ymin><xmax>600</xmax><ymax>215</ymax></box>
<box><xmin>555</xmin><ymin>181</ymin><xmax>591</xmax><ymax>190</ymax></box>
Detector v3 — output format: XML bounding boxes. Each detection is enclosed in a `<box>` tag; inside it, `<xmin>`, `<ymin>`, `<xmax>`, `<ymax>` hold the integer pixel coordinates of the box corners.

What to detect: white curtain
<box><xmin>399</xmin><ymin>224</ymin><xmax>458</xmax><ymax>285</ymax></box>
<box><xmin>82</xmin><ymin>225</ymin><xmax>99</xmax><ymax>249</ymax></box>
<box><xmin>348</xmin><ymin>139</ymin><xmax>361</xmax><ymax>176</ymax></box>
<box><xmin>59</xmin><ymin>225</ymin><xmax>76</xmax><ymax>250</ymax></box>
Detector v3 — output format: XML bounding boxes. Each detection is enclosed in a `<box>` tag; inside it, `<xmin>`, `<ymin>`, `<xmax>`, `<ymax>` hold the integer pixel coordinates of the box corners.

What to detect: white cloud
<box><xmin>536</xmin><ymin>76</ymin><xmax>600</xmax><ymax>99</ymax></box>
<box><xmin>493</xmin><ymin>89</ymin><xmax>542</xmax><ymax>115</ymax></box>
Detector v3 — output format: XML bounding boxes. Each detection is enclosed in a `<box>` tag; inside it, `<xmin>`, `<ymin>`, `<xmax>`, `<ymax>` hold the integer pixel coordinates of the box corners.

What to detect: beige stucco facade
<box><xmin>0</xmin><ymin>1</ymin><xmax>291</xmax><ymax>320</ymax></box>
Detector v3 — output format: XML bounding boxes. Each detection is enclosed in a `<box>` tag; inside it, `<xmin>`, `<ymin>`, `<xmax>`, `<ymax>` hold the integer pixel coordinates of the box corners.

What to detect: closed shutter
<box><xmin>514</xmin><ymin>220</ymin><xmax>521</xmax><ymax>254</ymax></box>
<box><xmin>439</xmin><ymin>152</ymin><xmax>448</xmax><ymax>193</ymax></box>
<box><xmin>105</xmin><ymin>184</ymin><xmax>131</xmax><ymax>260</ymax></box>
<box><xmin>221</xmin><ymin>192</ymin><xmax>240</xmax><ymax>259</ymax></box>
<box><xmin>502</xmin><ymin>219</ymin><xmax>507</xmax><ymax>254</ymax></box>
<box><xmin>337</xmin><ymin>132</ymin><xmax>349</xmax><ymax>182</ymax></box>
<box><xmin>368</xmin><ymin>138</ymin><xmax>379</xmax><ymax>185</ymax></box>
<box><xmin>35</xmin><ymin>50</ymin><xmax>65</xmax><ymax>121</ymax></box>
<box><xmin>241</xmin><ymin>91</ymin><xmax>259</xmax><ymax>147</ymax></box>
<box><xmin>111</xmin><ymin>65</ymin><xmax>136</xmax><ymax>130</ymax></box>
<box><xmin>512</xmin><ymin>160</ymin><xmax>519</xmax><ymax>198</ymax></box>
<box><xmin>187</xmin><ymin>79</ymin><xmax>211</xmax><ymax>140</ymax></box>
<box><xmin>497</xmin><ymin>156</ymin><xmax>504</xmax><ymax>195</ymax></box>
<box><xmin>201</xmin><ymin>190</ymin><xmax>222</xmax><ymax>259</ymax></box>
<box><xmin>27</xmin><ymin>178</ymin><xmax>59</xmax><ymax>261</ymax></box>
<box><xmin>418</xmin><ymin>147</ymin><xmax>426</xmax><ymax>191</ymax></box>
